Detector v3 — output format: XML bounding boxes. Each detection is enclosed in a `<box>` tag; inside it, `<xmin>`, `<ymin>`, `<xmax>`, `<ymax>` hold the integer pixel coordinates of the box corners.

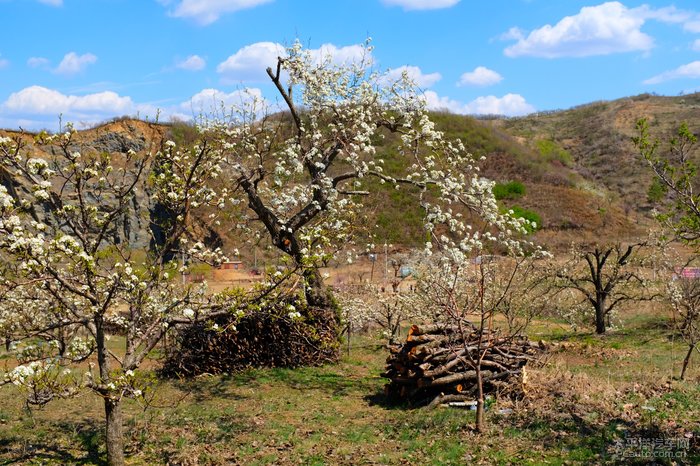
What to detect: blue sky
<box><xmin>2</xmin><ymin>0</ymin><xmax>700</xmax><ymax>130</ymax></box>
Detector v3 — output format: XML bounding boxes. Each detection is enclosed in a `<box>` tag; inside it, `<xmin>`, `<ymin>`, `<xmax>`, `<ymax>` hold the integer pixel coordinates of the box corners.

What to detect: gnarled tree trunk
<box><xmin>303</xmin><ymin>267</ymin><xmax>335</xmax><ymax>312</ymax></box>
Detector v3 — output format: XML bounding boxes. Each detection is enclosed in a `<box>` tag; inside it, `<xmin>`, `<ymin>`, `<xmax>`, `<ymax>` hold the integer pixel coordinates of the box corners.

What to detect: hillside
<box><xmin>365</xmin><ymin>111</ymin><xmax>639</xmax><ymax>249</ymax></box>
<box><xmin>494</xmin><ymin>92</ymin><xmax>700</xmax><ymax>215</ymax></box>
<box><xmin>0</xmin><ymin>106</ymin><xmax>658</xmax><ymax>255</ymax></box>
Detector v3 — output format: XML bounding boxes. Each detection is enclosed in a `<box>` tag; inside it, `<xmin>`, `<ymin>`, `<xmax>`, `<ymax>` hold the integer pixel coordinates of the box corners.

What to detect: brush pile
<box><xmin>161</xmin><ymin>305</ymin><xmax>340</xmax><ymax>378</ymax></box>
<box><xmin>382</xmin><ymin>322</ymin><xmax>542</xmax><ymax>407</ymax></box>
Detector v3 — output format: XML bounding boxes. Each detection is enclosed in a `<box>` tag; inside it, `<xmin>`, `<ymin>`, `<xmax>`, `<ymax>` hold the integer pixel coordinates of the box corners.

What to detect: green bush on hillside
<box><xmin>504</xmin><ymin>205</ymin><xmax>541</xmax><ymax>233</ymax></box>
<box><xmin>536</xmin><ymin>139</ymin><xmax>573</xmax><ymax>166</ymax></box>
<box><xmin>647</xmin><ymin>177</ymin><xmax>667</xmax><ymax>204</ymax></box>
<box><xmin>493</xmin><ymin>181</ymin><xmax>526</xmax><ymax>200</ymax></box>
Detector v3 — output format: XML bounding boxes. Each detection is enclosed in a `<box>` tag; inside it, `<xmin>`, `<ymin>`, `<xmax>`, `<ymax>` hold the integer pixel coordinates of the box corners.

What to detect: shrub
<box><xmin>506</xmin><ymin>205</ymin><xmax>542</xmax><ymax>233</ymax></box>
<box><xmin>168</xmin><ymin>120</ymin><xmax>200</xmax><ymax>146</ymax></box>
<box><xmin>536</xmin><ymin>139</ymin><xmax>573</xmax><ymax>166</ymax></box>
<box><xmin>647</xmin><ymin>177</ymin><xmax>667</xmax><ymax>204</ymax></box>
<box><xmin>493</xmin><ymin>181</ymin><xmax>526</xmax><ymax>200</ymax></box>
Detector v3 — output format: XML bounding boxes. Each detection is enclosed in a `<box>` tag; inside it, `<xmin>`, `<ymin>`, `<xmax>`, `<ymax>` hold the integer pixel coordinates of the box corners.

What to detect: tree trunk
<box><xmin>96</xmin><ymin>316</ymin><xmax>125</xmax><ymax>466</ymax></box>
<box><xmin>680</xmin><ymin>344</ymin><xmax>695</xmax><ymax>380</ymax></box>
<box><xmin>104</xmin><ymin>397</ymin><xmax>125</xmax><ymax>466</ymax></box>
<box><xmin>475</xmin><ymin>364</ymin><xmax>485</xmax><ymax>433</ymax></box>
<box><xmin>303</xmin><ymin>266</ymin><xmax>335</xmax><ymax>313</ymax></box>
<box><xmin>595</xmin><ymin>297</ymin><xmax>607</xmax><ymax>334</ymax></box>
<box><xmin>285</xmin><ymin>233</ymin><xmax>335</xmax><ymax>314</ymax></box>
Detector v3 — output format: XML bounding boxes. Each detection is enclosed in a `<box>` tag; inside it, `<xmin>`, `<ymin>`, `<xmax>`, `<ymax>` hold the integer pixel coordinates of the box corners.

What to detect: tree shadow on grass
<box><xmin>363</xmin><ymin>387</ymin><xmax>428</xmax><ymax>411</ymax></box>
<box><xmin>169</xmin><ymin>374</ymin><xmax>251</xmax><ymax>404</ymax></box>
<box><xmin>257</xmin><ymin>367</ymin><xmax>380</xmax><ymax>396</ymax></box>
<box><xmin>505</xmin><ymin>413</ymin><xmax>699</xmax><ymax>465</ymax></box>
<box><xmin>171</xmin><ymin>365</ymin><xmax>382</xmax><ymax>401</ymax></box>
<box><xmin>0</xmin><ymin>419</ymin><xmax>106</xmax><ymax>465</ymax></box>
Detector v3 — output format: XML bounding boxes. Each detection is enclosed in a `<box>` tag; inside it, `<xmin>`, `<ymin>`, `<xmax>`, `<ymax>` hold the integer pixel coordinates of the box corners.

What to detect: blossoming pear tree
<box><xmin>0</xmin><ymin>128</ymin><xmax>251</xmax><ymax>466</ymax></box>
<box><xmin>665</xmin><ymin>256</ymin><xmax>700</xmax><ymax>380</ymax></box>
<box><xmin>201</xmin><ymin>39</ymin><xmax>532</xmax><ymax>316</ymax></box>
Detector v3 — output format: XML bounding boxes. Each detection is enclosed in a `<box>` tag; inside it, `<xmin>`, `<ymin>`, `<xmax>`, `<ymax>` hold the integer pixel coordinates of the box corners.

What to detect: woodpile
<box><xmin>382</xmin><ymin>322</ymin><xmax>542</xmax><ymax>407</ymax></box>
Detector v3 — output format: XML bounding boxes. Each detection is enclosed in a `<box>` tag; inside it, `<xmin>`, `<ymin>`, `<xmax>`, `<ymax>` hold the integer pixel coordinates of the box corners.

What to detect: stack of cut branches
<box><xmin>160</xmin><ymin>306</ymin><xmax>340</xmax><ymax>378</ymax></box>
<box><xmin>382</xmin><ymin>323</ymin><xmax>542</xmax><ymax>407</ymax></box>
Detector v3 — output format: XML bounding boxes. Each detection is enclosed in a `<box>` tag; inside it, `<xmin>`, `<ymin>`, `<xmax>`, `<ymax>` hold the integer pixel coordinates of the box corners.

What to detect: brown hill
<box><xmin>1</xmin><ymin>107</ymin><xmax>652</xmax><ymax>253</ymax></box>
<box><xmin>494</xmin><ymin>92</ymin><xmax>700</xmax><ymax>216</ymax></box>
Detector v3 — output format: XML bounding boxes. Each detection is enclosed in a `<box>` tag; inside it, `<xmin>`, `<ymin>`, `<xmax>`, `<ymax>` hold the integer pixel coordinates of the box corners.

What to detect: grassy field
<box><xmin>0</xmin><ymin>307</ymin><xmax>698</xmax><ymax>465</ymax></box>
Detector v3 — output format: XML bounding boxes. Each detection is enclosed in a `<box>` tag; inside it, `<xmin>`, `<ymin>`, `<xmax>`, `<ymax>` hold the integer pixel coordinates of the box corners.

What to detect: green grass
<box><xmin>0</xmin><ymin>310</ymin><xmax>698</xmax><ymax>465</ymax></box>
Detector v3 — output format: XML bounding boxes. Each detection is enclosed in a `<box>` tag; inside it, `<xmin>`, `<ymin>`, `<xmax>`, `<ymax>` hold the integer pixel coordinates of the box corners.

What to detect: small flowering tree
<box><xmin>491</xmin><ymin>254</ymin><xmax>552</xmax><ymax>335</ymax></box>
<box><xmin>633</xmin><ymin>119</ymin><xmax>700</xmax><ymax>245</ymax></box>
<box><xmin>634</xmin><ymin>120</ymin><xmax>700</xmax><ymax>378</ymax></box>
<box><xmin>0</xmin><ymin>130</ymin><xmax>247</xmax><ymax>466</ymax></box>
<box><xmin>656</xmin><ymin>242</ymin><xmax>700</xmax><ymax>380</ymax></box>
<box><xmin>337</xmin><ymin>286</ymin><xmax>427</xmax><ymax>345</ymax></box>
<box><xmin>407</xmin><ymin>242</ymin><xmax>547</xmax><ymax>433</ymax></box>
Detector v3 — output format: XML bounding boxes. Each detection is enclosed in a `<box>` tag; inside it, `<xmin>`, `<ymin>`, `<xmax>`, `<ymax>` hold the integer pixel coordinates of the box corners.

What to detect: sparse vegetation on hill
<box><xmin>499</xmin><ymin>93</ymin><xmax>700</xmax><ymax>216</ymax></box>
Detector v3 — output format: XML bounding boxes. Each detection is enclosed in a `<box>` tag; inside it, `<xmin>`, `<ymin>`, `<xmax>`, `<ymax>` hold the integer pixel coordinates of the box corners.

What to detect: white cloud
<box><xmin>644</xmin><ymin>61</ymin><xmax>700</xmax><ymax>85</ymax></box>
<box><xmin>176</xmin><ymin>55</ymin><xmax>206</xmax><ymax>71</ymax></box>
<box><xmin>424</xmin><ymin>91</ymin><xmax>534</xmax><ymax>117</ymax></box>
<box><xmin>693</xmin><ymin>39</ymin><xmax>700</xmax><ymax>52</ymax></box>
<box><xmin>54</xmin><ymin>52</ymin><xmax>97</xmax><ymax>75</ymax></box>
<box><xmin>382</xmin><ymin>0</ymin><xmax>460</xmax><ymax>11</ymax></box>
<box><xmin>217</xmin><ymin>41</ymin><xmax>371</xmax><ymax>83</ymax></box>
<box><xmin>160</xmin><ymin>0</ymin><xmax>273</xmax><ymax>25</ymax></box>
<box><xmin>381</xmin><ymin>65</ymin><xmax>441</xmax><ymax>88</ymax></box>
<box><xmin>217</xmin><ymin>42</ymin><xmax>284</xmax><ymax>82</ymax></box>
<box><xmin>458</xmin><ymin>66</ymin><xmax>503</xmax><ymax>87</ymax></box>
<box><xmin>310</xmin><ymin>43</ymin><xmax>372</xmax><ymax>66</ymax></box>
<box><xmin>0</xmin><ymin>56</ymin><xmax>8</xmax><ymax>70</ymax></box>
<box><xmin>499</xmin><ymin>27</ymin><xmax>524</xmax><ymax>42</ymax></box>
<box><xmin>36</xmin><ymin>0</ymin><xmax>62</xmax><ymax>6</ymax></box>
<box><xmin>0</xmin><ymin>84</ymin><xmax>274</xmax><ymax>131</ymax></box>
<box><xmin>183</xmin><ymin>87</ymin><xmax>264</xmax><ymax>112</ymax></box>
<box><xmin>636</xmin><ymin>5</ymin><xmax>689</xmax><ymax>23</ymax></box>
<box><xmin>635</xmin><ymin>5</ymin><xmax>700</xmax><ymax>33</ymax></box>
<box><xmin>685</xmin><ymin>21</ymin><xmax>700</xmax><ymax>33</ymax></box>
<box><xmin>463</xmin><ymin>94</ymin><xmax>535</xmax><ymax>116</ymax></box>
<box><xmin>27</xmin><ymin>57</ymin><xmax>50</xmax><ymax>69</ymax></box>
<box><xmin>504</xmin><ymin>2</ymin><xmax>653</xmax><ymax>58</ymax></box>
<box><xmin>4</xmin><ymin>86</ymin><xmax>135</xmax><ymax>115</ymax></box>
<box><xmin>423</xmin><ymin>91</ymin><xmax>468</xmax><ymax>114</ymax></box>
